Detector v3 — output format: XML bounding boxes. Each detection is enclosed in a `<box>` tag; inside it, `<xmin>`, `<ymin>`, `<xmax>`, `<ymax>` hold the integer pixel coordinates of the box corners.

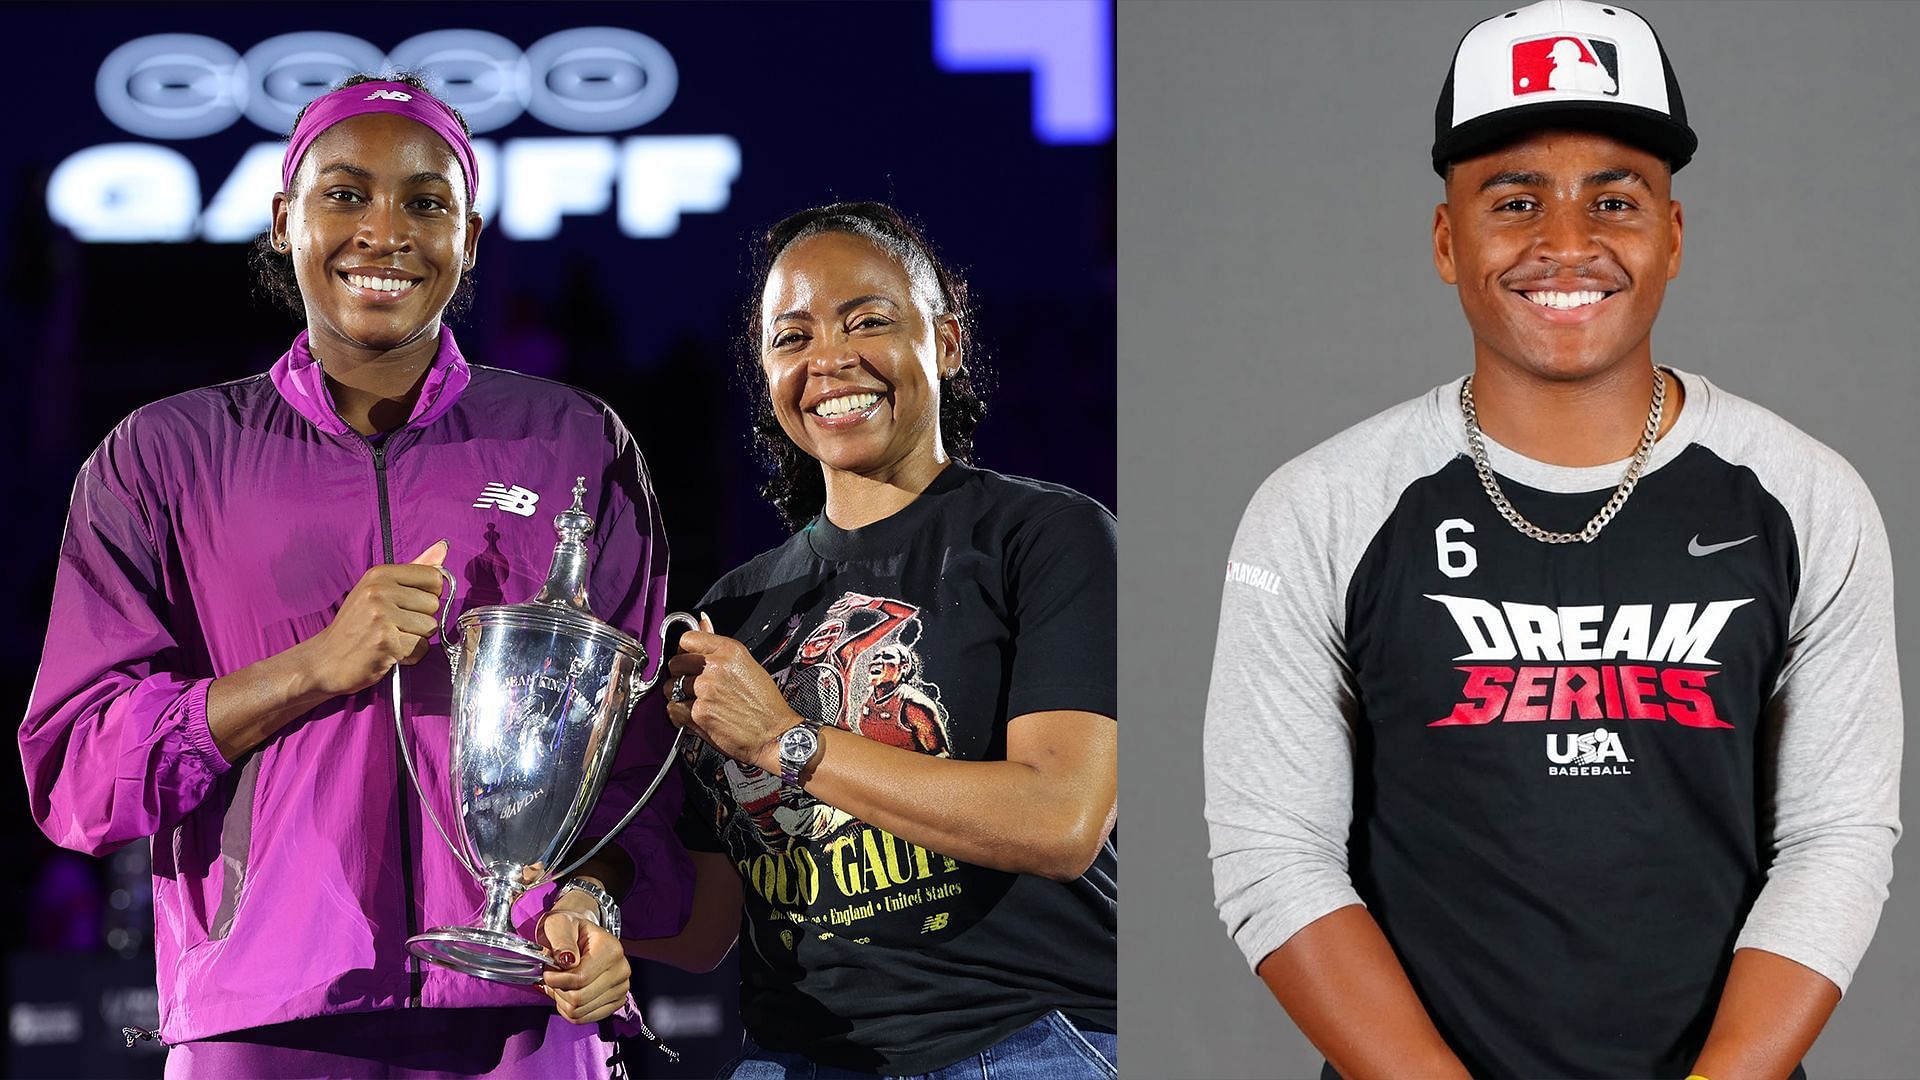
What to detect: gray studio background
<box><xmin>1118</xmin><ymin>2</ymin><xmax>1920</xmax><ymax>1077</ymax></box>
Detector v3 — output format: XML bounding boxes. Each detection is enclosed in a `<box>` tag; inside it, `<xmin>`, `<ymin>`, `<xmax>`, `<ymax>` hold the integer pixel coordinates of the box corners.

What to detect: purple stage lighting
<box><xmin>933</xmin><ymin>0</ymin><xmax>1113</xmax><ymax>145</ymax></box>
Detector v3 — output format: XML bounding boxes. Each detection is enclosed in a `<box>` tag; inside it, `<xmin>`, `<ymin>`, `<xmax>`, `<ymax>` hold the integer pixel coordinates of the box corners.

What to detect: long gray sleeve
<box><xmin>1719</xmin><ymin>397</ymin><xmax>1902</xmax><ymax>992</ymax></box>
<box><xmin>1203</xmin><ymin>397</ymin><xmax>1445</xmax><ymax>970</ymax></box>
<box><xmin>1204</xmin><ymin>459</ymin><xmax>1365</xmax><ymax>971</ymax></box>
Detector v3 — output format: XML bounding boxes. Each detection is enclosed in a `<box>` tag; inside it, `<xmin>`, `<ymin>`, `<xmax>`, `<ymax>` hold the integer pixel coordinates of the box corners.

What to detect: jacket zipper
<box><xmin>371</xmin><ymin>439</ymin><xmax>423</xmax><ymax>1008</ymax></box>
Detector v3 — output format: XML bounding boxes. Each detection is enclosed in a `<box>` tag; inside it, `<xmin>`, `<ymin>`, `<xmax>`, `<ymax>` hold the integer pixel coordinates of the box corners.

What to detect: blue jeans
<box><xmin>718</xmin><ymin>1011</ymin><xmax>1117</xmax><ymax>1079</ymax></box>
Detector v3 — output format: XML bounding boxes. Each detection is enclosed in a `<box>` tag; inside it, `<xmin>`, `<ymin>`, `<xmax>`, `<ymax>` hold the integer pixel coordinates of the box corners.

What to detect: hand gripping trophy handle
<box><xmin>394</xmin><ymin>479</ymin><xmax>706</xmax><ymax>984</ymax></box>
<box><xmin>390</xmin><ymin>567</ymin><xmax>480</xmax><ymax>881</ymax></box>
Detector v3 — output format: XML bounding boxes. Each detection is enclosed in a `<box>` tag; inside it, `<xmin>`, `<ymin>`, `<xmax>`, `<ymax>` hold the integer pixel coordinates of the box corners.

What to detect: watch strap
<box><xmin>555</xmin><ymin>877</ymin><xmax>621</xmax><ymax>939</ymax></box>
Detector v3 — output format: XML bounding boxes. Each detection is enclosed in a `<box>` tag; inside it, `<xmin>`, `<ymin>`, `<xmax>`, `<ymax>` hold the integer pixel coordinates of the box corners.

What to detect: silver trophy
<box><xmin>393</xmin><ymin>478</ymin><xmax>694</xmax><ymax>983</ymax></box>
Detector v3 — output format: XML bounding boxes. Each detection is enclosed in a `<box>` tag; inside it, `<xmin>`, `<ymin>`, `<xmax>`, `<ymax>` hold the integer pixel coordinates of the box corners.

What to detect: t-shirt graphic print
<box><xmin>688</xmin><ymin>592</ymin><xmax>954</xmax><ymax>861</ymax></box>
<box><xmin>775</xmin><ymin>593</ymin><xmax>952</xmax><ymax>757</ymax></box>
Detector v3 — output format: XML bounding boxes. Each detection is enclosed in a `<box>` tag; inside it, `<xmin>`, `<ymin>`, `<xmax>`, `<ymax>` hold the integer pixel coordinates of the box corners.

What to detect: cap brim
<box><xmin>1432</xmin><ymin>101</ymin><xmax>1698</xmax><ymax>176</ymax></box>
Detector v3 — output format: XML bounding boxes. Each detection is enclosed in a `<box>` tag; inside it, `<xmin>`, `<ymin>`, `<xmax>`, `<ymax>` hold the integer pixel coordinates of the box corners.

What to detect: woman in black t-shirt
<box><xmin>623</xmin><ymin>203</ymin><xmax>1117</xmax><ymax>1077</ymax></box>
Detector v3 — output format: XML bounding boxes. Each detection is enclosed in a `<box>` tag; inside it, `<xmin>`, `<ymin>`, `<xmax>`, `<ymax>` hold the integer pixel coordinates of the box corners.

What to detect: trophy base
<box><xmin>407</xmin><ymin>926</ymin><xmax>557</xmax><ymax>985</ymax></box>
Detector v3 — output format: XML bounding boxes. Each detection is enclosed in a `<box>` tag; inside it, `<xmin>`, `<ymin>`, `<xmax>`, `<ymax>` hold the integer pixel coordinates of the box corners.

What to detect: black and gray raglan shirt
<box><xmin>1204</xmin><ymin>370</ymin><xmax>1901</xmax><ymax>1078</ymax></box>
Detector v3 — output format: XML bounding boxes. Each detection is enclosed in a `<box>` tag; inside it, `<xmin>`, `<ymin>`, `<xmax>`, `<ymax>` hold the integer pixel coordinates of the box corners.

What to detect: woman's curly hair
<box><xmin>741</xmin><ymin>202</ymin><xmax>989</xmax><ymax>529</ymax></box>
<box><xmin>248</xmin><ymin>71</ymin><xmax>477</xmax><ymax>323</ymax></box>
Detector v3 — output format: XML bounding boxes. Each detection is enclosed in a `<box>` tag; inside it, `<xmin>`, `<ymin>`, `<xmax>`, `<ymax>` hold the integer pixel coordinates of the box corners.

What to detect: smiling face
<box><xmin>759</xmin><ymin>230</ymin><xmax>961</xmax><ymax>487</ymax></box>
<box><xmin>271</xmin><ymin>112</ymin><xmax>481</xmax><ymax>357</ymax></box>
<box><xmin>798</xmin><ymin>620</ymin><xmax>842</xmax><ymax>664</ymax></box>
<box><xmin>1433</xmin><ymin>129</ymin><xmax>1683</xmax><ymax>384</ymax></box>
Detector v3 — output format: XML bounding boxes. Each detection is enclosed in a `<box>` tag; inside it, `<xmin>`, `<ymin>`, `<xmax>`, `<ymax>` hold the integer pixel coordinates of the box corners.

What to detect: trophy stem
<box><xmin>480</xmin><ymin>877</ymin><xmax>521</xmax><ymax>935</ymax></box>
<box><xmin>408</xmin><ymin>873</ymin><xmax>554</xmax><ymax>985</ymax></box>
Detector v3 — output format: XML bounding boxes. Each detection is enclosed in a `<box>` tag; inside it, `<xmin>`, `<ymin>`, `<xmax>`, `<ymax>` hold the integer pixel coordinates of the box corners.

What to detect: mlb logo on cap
<box><xmin>1510</xmin><ymin>35</ymin><xmax>1618</xmax><ymax>97</ymax></box>
<box><xmin>1432</xmin><ymin>0</ymin><xmax>1696</xmax><ymax>175</ymax></box>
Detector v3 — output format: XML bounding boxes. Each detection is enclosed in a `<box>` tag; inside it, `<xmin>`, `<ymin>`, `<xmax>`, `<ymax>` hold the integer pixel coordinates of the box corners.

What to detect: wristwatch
<box><xmin>777</xmin><ymin>722</ymin><xmax>822</xmax><ymax>790</ymax></box>
<box><xmin>555</xmin><ymin>877</ymin><xmax>621</xmax><ymax>939</ymax></box>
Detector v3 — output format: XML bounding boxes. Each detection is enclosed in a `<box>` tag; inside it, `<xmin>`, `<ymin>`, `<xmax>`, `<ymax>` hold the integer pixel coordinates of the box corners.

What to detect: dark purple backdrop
<box><xmin>0</xmin><ymin>3</ymin><xmax>1113</xmax><ymax>1075</ymax></box>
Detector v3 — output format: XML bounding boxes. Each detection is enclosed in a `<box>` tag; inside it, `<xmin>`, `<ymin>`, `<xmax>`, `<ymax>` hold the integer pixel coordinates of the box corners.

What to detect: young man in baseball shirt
<box><xmin>1204</xmin><ymin>2</ymin><xmax>1901</xmax><ymax>1077</ymax></box>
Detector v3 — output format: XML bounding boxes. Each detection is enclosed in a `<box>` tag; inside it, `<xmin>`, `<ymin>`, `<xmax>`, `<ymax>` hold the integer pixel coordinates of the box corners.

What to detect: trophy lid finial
<box><xmin>536</xmin><ymin>476</ymin><xmax>595</xmax><ymax>609</ymax></box>
<box><xmin>553</xmin><ymin>476</ymin><xmax>593</xmax><ymax>543</ymax></box>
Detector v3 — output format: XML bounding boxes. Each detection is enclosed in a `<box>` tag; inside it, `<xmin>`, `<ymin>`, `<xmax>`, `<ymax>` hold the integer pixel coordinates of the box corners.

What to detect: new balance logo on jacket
<box><xmin>473</xmin><ymin>483</ymin><xmax>540</xmax><ymax>517</ymax></box>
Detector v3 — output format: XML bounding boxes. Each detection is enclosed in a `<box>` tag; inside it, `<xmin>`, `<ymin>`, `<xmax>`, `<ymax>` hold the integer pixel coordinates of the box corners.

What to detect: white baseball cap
<box><xmin>1431</xmin><ymin>0</ymin><xmax>1697</xmax><ymax>175</ymax></box>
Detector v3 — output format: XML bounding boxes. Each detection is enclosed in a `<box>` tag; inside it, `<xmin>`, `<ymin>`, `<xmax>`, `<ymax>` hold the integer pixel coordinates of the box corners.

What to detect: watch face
<box><xmin>780</xmin><ymin>726</ymin><xmax>817</xmax><ymax>764</ymax></box>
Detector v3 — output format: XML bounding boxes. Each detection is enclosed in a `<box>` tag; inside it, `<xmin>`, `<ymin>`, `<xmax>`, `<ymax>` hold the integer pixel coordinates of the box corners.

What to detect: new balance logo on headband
<box><xmin>365</xmin><ymin>89</ymin><xmax>413</xmax><ymax>102</ymax></box>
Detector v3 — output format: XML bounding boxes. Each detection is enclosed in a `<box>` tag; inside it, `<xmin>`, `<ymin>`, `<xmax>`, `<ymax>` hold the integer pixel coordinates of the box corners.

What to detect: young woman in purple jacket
<box><xmin>20</xmin><ymin>74</ymin><xmax>691</xmax><ymax>1076</ymax></box>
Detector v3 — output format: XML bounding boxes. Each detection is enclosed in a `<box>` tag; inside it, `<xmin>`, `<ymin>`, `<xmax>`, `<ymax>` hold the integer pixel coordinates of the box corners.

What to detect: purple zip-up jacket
<box><xmin>20</xmin><ymin>328</ymin><xmax>694</xmax><ymax>1043</ymax></box>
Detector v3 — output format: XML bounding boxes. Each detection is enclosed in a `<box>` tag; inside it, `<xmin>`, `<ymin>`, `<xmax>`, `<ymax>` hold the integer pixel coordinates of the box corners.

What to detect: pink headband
<box><xmin>280</xmin><ymin>80</ymin><xmax>478</xmax><ymax>203</ymax></box>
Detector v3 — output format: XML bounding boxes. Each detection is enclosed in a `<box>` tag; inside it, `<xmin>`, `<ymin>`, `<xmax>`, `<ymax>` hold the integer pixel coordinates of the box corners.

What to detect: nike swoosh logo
<box><xmin>1688</xmin><ymin>534</ymin><xmax>1757</xmax><ymax>557</ymax></box>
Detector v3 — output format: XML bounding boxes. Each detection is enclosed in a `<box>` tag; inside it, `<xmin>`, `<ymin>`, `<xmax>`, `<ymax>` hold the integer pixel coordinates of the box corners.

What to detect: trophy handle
<box><xmin>436</xmin><ymin>567</ymin><xmax>461</xmax><ymax>668</ymax></box>
<box><xmin>550</xmin><ymin>610</ymin><xmax>702</xmax><ymax>881</ymax></box>
<box><xmin>392</xmin><ymin>568</ymin><xmax>481</xmax><ymax>880</ymax></box>
<box><xmin>631</xmin><ymin>611</ymin><xmax>701</xmax><ymax>699</ymax></box>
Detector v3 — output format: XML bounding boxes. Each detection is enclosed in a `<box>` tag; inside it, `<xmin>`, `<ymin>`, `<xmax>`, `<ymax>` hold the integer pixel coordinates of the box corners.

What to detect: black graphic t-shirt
<box><xmin>1206</xmin><ymin>371</ymin><xmax>1900</xmax><ymax>1079</ymax></box>
<box><xmin>678</xmin><ymin>464</ymin><xmax>1117</xmax><ymax>1074</ymax></box>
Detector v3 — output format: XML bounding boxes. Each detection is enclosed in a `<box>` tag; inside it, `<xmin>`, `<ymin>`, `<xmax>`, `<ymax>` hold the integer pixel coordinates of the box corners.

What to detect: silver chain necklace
<box><xmin>1459</xmin><ymin>369</ymin><xmax>1665</xmax><ymax>544</ymax></box>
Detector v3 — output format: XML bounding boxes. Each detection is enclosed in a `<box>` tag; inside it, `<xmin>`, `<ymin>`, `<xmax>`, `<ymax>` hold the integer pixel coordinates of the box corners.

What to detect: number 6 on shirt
<box><xmin>1435</xmin><ymin>518</ymin><xmax>1477</xmax><ymax>578</ymax></box>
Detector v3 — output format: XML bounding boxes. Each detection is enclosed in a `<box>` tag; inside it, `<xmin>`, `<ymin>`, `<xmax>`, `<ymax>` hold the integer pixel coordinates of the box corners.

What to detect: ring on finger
<box><xmin>669</xmin><ymin>674</ymin><xmax>692</xmax><ymax>703</ymax></box>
